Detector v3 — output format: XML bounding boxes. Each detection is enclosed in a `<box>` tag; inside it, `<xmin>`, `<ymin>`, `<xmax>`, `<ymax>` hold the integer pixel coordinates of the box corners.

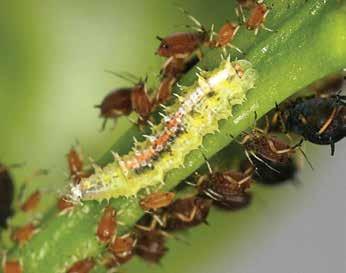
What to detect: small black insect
<box><xmin>278</xmin><ymin>94</ymin><xmax>346</xmax><ymax>155</ymax></box>
<box><xmin>0</xmin><ymin>164</ymin><xmax>14</xmax><ymax>228</ymax></box>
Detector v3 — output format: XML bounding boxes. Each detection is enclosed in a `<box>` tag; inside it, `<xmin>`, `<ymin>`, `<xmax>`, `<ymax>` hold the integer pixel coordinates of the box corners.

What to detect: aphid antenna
<box><xmin>177</xmin><ymin>7</ymin><xmax>202</xmax><ymax>28</ymax></box>
<box><xmin>184</xmin><ymin>180</ymin><xmax>197</xmax><ymax>187</ymax></box>
<box><xmin>104</xmin><ymin>70</ymin><xmax>138</xmax><ymax>85</ymax></box>
<box><xmin>292</xmin><ymin>138</ymin><xmax>314</xmax><ymax>170</ymax></box>
<box><xmin>0</xmin><ymin>161</ymin><xmax>25</xmax><ymax>174</ymax></box>
<box><xmin>99</xmin><ymin>118</ymin><xmax>108</xmax><ymax>132</ymax></box>
<box><xmin>209</xmin><ymin>23</ymin><xmax>216</xmax><ymax>42</ymax></box>
<box><xmin>201</xmin><ymin>152</ymin><xmax>213</xmax><ymax>175</ymax></box>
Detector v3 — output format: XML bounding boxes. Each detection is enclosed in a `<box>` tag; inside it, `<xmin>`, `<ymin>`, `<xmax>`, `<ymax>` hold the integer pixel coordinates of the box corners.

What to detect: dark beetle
<box><xmin>0</xmin><ymin>164</ymin><xmax>14</xmax><ymax>228</ymax></box>
<box><xmin>281</xmin><ymin>95</ymin><xmax>346</xmax><ymax>155</ymax></box>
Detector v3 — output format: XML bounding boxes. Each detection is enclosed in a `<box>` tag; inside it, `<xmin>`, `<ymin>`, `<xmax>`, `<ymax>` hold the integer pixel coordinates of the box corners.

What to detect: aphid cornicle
<box><xmin>135</xmin><ymin>229</ymin><xmax>167</xmax><ymax>263</ymax></box>
<box><xmin>2</xmin><ymin>260</ymin><xmax>22</xmax><ymax>273</ymax></box>
<box><xmin>140</xmin><ymin>191</ymin><xmax>175</xmax><ymax>211</ymax></box>
<box><xmin>198</xmin><ymin>170</ymin><xmax>253</xmax><ymax>210</ymax></box>
<box><xmin>163</xmin><ymin>196</ymin><xmax>212</xmax><ymax>231</ymax></box>
<box><xmin>66</xmin><ymin>258</ymin><xmax>95</xmax><ymax>273</ymax></box>
<box><xmin>0</xmin><ymin>164</ymin><xmax>14</xmax><ymax>228</ymax></box>
<box><xmin>278</xmin><ymin>95</ymin><xmax>346</xmax><ymax>155</ymax></box>
<box><xmin>96</xmin><ymin>206</ymin><xmax>117</xmax><ymax>243</ymax></box>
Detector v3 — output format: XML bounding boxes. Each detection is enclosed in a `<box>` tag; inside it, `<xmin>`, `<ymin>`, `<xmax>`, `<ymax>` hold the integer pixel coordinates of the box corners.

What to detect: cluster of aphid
<box><xmin>95</xmin><ymin>0</ymin><xmax>271</xmax><ymax>130</ymax></box>
<box><xmin>1</xmin><ymin>1</ymin><xmax>345</xmax><ymax>273</ymax></box>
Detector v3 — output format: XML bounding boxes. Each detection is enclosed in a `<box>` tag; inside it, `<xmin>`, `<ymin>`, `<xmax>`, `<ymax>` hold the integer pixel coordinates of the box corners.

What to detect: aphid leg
<box><xmin>250</xmin><ymin>151</ymin><xmax>281</xmax><ymax>174</ymax></box>
<box><xmin>317</xmin><ymin>107</ymin><xmax>337</xmax><ymax>135</ymax></box>
<box><xmin>260</xmin><ymin>7</ymin><xmax>274</xmax><ymax>33</ymax></box>
<box><xmin>178</xmin><ymin>7</ymin><xmax>204</xmax><ymax>31</ymax></box>
<box><xmin>201</xmin><ymin>152</ymin><xmax>213</xmax><ymax>175</ymax></box>
<box><xmin>101</xmin><ymin>118</ymin><xmax>108</xmax><ymax>132</ymax></box>
<box><xmin>174</xmin><ymin>205</ymin><xmax>197</xmax><ymax>223</ymax></box>
<box><xmin>291</xmin><ymin>139</ymin><xmax>314</xmax><ymax>170</ymax></box>
<box><xmin>235</xmin><ymin>5</ymin><xmax>246</xmax><ymax>23</ymax></box>
<box><xmin>226</xmin><ymin>43</ymin><xmax>243</xmax><ymax>54</ymax></box>
<box><xmin>196</xmin><ymin>49</ymin><xmax>204</xmax><ymax>61</ymax></box>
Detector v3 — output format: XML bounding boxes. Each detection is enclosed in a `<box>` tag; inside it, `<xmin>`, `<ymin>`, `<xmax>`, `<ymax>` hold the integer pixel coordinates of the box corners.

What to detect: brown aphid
<box><xmin>198</xmin><ymin>171</ymin><xmax>253</xmax><ymax>210</ymax></box>
<box><xmin>156</xmin><ymin>32</ymin><xmax>207</xmax><ymax>59</ymax></box>
<box><xmin>241</xmin><ymin>129</ymin><xmax>295</xmax><ymax>166</ymax></box>
<box><xmin>212</xmin><ymin>22</ymin><xmax>241</xmax><ymax>53</ymax></box>
<box><xmin>140</xmin><ymin>192</ymin><xmax>175</xmax><ymax>211</ymax></box>
<box><xmin>95</xmin><ymin>88</ymin><xmax>133</xmax><ymax>129</ymax></box>
<box><xmin>156</xmin><ymin>9</ymin><xmax>209</xmax><ymax>58</ymax></box>
<box><xmin>67</xmin><ymin>147</ymin><xmax>83</xmax><ymax>178</ymax></box>
<box><xmin>57</xmin><ymin>196</ymin><xmax>74</xmax><ymax>212</ymax></box>
<box><xmin>96</xmin><ymin>206</ymin><xmax>117</xmax><ymax>243</ymax></box>
<box><xmin>20</xmin><ymin>190</ymin><xmax>41</xmax><ymax>212</ymax></box>
<box><xmin>108</xmin><ymin>233</ymin><xmax>136</xmax><ymax>266</ymax></box>
<box><xmin>11</xmin><ymin>222</ymin><xmax>37</xmax><ymax>246</ymax></box>
<box><xmin>135</xmin><ymin>229</ymin><xmax>167</xmax><ymax>263</ymax></box>
<box><xmin>2</xmin><ymin>260</ymin><xmax>22</xmax><ymax>273</ymax></box>
<box><xmin>246</xmin><ymin>2</ymin><xmax>272</xmax><ymax>35</ymax></box>
<box><xmin>164</xmin><ymin>196</ymin><xmax>212</xmax><ymax>231</ymax></box>
<box><xmin>66</xmin><ymin>258</ymin><xmax>95</xmax><ymax>273</ymax></box>
<box><xmin>67</xmin><ymin>147</ymin><xmax>92</xmax><ymax>184</ymax></box>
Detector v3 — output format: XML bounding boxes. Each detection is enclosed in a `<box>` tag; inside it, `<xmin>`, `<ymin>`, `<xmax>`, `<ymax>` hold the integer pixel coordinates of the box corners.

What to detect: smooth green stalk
<box><xmin>5</xmin><ymin>1</ymin><xmax>346</xmax><ymax>272</ymax></box>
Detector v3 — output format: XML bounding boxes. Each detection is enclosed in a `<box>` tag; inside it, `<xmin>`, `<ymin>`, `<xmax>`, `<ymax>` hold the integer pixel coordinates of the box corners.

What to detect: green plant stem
<box><xmin>6</xmin><ymin>1</ymin><xmax>346</xmax><ymax>272</ymax></box>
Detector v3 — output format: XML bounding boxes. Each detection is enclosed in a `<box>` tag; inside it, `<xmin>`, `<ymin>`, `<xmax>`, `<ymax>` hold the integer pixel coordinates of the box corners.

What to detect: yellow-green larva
<box><xmin>70</xmin><ymin>58</ymin><xmax>257</xmax><ymax>202</ymax></box>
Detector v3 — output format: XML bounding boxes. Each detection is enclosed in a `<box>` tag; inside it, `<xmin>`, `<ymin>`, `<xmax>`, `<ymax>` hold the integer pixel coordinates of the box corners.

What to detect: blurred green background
<box><xmin>0</xmin><ymin>1</ymin><xmax>344</xmax><ymax>272</ymax></box>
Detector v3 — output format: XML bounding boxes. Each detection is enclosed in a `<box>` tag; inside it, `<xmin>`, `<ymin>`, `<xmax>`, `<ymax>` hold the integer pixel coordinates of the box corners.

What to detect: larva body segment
<box><xmin>71</xmin><ymin>59</ymin><xmax>257</xmax><ymax>202</ymax></box>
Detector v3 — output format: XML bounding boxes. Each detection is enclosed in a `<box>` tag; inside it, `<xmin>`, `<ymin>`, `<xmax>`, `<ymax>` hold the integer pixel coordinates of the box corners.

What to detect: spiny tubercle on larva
<box><xmin>70</xmin><ymin>58</ymin><xmax>257</xmax><ymax>202</ymax></box>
